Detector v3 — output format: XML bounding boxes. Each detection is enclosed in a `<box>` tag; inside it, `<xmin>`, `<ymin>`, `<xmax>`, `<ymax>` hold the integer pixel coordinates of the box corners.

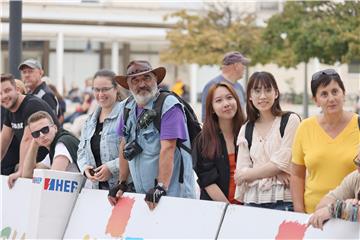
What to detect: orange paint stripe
<box><xmin>106</xmin><ymin>197</ymin><xmax>135</xmax><ymax>238</ymax></box>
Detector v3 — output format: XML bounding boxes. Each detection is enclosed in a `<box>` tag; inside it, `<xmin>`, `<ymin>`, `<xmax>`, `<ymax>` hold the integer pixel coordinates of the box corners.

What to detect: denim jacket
<box><xmin>123</xmin><ymin>94</ymin><xmax>196</xmax><ymax>198</ymax></box>
<box><xmin>77</xmin><ymin>100</ymin><xmax>125</xmax><ymax>189</ymax></box>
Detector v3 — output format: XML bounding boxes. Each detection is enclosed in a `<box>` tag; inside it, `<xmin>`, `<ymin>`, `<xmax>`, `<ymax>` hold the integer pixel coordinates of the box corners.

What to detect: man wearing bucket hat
<box><xmin>201</xmin><ymin>51</ymin><xmax>249</xmax><ymax>122</ymax></box>
<box><xmin>18</xmin><ymin>58</ymin><xmax>60</xmax><ymax>118</ymax></box>
<box><xmin>108</xmin><ymin>60</ymin><xmax>196</xmax><ymax>210</ymax></box>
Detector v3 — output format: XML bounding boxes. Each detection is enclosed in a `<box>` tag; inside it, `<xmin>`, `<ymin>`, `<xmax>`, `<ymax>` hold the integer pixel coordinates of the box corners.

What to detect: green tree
<box><xmin>161</xmin><ymin>3</ymin><xmax>262</xmax><ymax>66</ymax></box>
<box><xmin>261</xmin><ymin>1</ymin><xmax>360</xmax><ymax>117</ymax></box>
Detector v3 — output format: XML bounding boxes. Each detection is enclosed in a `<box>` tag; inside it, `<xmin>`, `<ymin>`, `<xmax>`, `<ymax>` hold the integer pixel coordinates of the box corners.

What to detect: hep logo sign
<box><xmin>43</xmin><ymin>178</ymin><xmax>78</xmax><ymax>193</ymax></box>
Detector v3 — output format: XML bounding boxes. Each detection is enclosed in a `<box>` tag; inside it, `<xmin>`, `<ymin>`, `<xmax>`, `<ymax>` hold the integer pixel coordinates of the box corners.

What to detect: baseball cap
<box><xmin>222</xmin><ymin>51</ymin><xmax>250</xmax><ymax>66</ymax></box>
<box><xmin>18</xmin><ymin>58</ymin><xmax>42</xmax><ymax>70</ymax></box>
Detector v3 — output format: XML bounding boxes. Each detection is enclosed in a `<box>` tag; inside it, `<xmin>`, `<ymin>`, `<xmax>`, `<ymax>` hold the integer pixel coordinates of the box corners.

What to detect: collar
<box><xmin>31</xmin><ymin>81</ymin><xmax>46</xmax><ymax>94</ymax></box>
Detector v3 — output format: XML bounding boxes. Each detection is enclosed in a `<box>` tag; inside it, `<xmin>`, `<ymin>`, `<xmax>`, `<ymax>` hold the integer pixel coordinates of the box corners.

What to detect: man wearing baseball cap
<box><xmin>18</xmin><ymin>58</ymin><xmax>60</xmax><ymax>118</ymax></box>
<box><xmin>201</xmin><ymin>51</ymin><xmax>249</xmax><ymax>122</ymax></box>
<box><xmin>108</xmin><ymin>60</ymin><xmax>196</xmax><ymax>210</ymax></box>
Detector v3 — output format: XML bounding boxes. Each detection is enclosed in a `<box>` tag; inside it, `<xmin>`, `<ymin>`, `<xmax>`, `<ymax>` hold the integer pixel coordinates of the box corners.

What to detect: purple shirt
<box><xmin>117</xmin><ymin>104</ymin><xmax>187</xmax><ymax>141</ymax></box>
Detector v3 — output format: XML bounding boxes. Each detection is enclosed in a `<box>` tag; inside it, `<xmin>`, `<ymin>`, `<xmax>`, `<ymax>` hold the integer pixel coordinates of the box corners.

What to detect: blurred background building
<box><xmin>1</xmin><ymin>0</ymin><xmax>359</xmax><ymax>108</ymax></box>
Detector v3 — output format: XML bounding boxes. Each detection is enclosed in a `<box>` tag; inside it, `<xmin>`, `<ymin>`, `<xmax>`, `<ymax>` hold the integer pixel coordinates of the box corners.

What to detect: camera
<box><xmin>138</xmin><ymin>109</ymin><xmax>157</xmax><ymax>129</ymax></box>
<box><xmin>123</xmin><ymin>140</ymin><xmax>143</xmax><ymax>161</ymax></box>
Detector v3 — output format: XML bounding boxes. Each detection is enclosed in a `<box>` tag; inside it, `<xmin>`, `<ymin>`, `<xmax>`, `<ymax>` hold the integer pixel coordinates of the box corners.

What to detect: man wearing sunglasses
<box><xmin>308</xmin><ymin>152</ymin><xmax>360</xmax><ymax>229</ymax></box>
<box><xmin>0</xmin><ymin>73</ymin><xmax>60</xmax><ymax>188</ymax></box>
<box><xmin>21</xmin><ymin>111</ymin><xmax>79</xmax><ymax>179</ymax></box>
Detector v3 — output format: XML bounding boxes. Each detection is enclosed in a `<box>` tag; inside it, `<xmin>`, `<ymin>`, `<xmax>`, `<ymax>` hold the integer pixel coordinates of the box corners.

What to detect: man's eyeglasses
<box><xmin>251</xmin><ymin>87</ymin><xmax>274</xmax><ymax>98</ymax></box>
<box><xmin>92</xmin><ymin>86</ymin><xmax>114</xmax><ymax>93</ymax></box>
<box><xmin>353</xmin><ymin>155</ymin><xmax>360</xmax><ymax>168</ymax></box>
<box><xmin>311</xmin><ymin>69</ymin><xmax>339</xmax><ymax>82</ymax></box>
<box><xmin>31</xmin><ymin>125</ymin><xmax>52</xmax><ymax>138</ymax></box>
<box><xmin>129</xmin><ymin>74</ymin><xmax>154</xmax><ymax>85</ymax></box>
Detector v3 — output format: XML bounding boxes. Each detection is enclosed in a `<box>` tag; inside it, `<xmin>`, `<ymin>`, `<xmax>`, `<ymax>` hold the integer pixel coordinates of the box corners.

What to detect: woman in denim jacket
<box><xmin>77</xmin><ymin>69</ymin><xmax>125</xmax><ymax>189</ymax></box>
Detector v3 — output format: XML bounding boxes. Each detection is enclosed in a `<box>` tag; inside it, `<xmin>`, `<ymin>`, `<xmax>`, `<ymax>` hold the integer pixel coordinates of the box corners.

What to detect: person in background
<box><xmin>64</xmin><ymin>91</ymin><xmax>93</xmax><ymax>124</ymax></box>
<box><xmin>201</xmin><ymin>51</ymin><xmax>249</xmax><ymax>122</ymax></box>
<box><xmin>193</xmin><ymin>82</ymin><xmax>245</xmax><ymax>203</ymax></box>
<box><xmin>308</xmin><ymin>151</ymin><xmax>360</xmax><ymax>229</ymax></box>
<box><xmin>291</xmin><ymin>69</ymin><xmax>359</xmax><ymax>213</ymax></box>
<box><xmin>48</xmin><ymin>84</ymin><xmax>66</xmax><ymax>125</ymax></box>
<box><xmin>77</xmin><ymin>69</ymin><xmax>125</xmax><ymax>190</ymax></box>
<box><xmin>18</xmin><ymin>58</ymin><xmax>60</xmax><ymax>117</ymax></box>
<box><xmin>234</xmin><ymin>72</ymin><xmax>300</xmax><ymax>211</ymax></box>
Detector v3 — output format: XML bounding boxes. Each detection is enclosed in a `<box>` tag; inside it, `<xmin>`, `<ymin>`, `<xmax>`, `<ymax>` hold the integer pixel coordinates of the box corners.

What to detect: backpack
<box><xmin>244</xmin><ymin>111</ymin><xmax>301</xmax><ymax>150</ymax></box>
<box><xmin>123</xmin><ymin>89</ymin><xmax>202</xmax><ymax>183</ymax></box>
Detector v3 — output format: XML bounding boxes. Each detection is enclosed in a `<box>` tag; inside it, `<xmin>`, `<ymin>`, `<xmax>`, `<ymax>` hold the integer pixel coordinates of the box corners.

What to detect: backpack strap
<box><xmin>153</xmin><ymin>91</ymin><xmax>170</xmax><ymax>132</ymax></box>
<box><xmin>280</xmin><ymin>112</ymin><xmax>301</xmax><ymax>137</ymax></box>
<box><xmin>153</xmin><ymin>90</ymin><xmax>186</xmax><ymax>183</ymax></box>
<box><xmin>279</xmin><ymin>112</ymin><xmax>292</xmax><ymax>138</ymax></box>
<box><xmin>358</xmin><ymin>115</ymin><xmax>360</xmax><ymax>129</ymax></box>
<box><xmin>123</xmin><ymin>95</ymin><xmax>134</xmax><ymax>126</ymax></box>
<box><xmin>244</xmin><ymin>121</ymin><xmax>255</xmax><ymax>150</ymax></box>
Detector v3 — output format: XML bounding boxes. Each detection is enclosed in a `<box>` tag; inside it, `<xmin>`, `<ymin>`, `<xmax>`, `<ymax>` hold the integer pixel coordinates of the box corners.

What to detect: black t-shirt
<box><xmin>1</xmin><ymin>107</ymin><xmax>19</xmax><ymax>175</ymax></box>
<box><xmin>90</xmin><ymin>121</ymin><xmax>109</xmax><ymax>190</ymax></box>
<box><xmin>32</xmin><ymin>82</ymin><xmax>60</xmax><ymax>117</ymax></box>
<box><xmin>3</xmin><ymin>95</ymin><xmax>60</xmax><ymax>161</ymax></box>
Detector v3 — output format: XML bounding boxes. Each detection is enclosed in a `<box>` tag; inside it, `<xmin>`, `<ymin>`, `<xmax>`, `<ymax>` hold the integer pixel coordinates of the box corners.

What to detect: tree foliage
<box><xmin>161</xmin><ymin>3</ymin><xmax>262</xmax><ymax>66</ymax></box>
<box><xmin>262</xmin><ymin>1</ymin><xmax>360</xmax><ymax>67</ymax></box>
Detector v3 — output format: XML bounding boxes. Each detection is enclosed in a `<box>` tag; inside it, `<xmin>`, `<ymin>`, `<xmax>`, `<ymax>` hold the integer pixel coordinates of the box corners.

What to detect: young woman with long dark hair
<box><xmin>193</xmin><ymin>82</ymin><xmax>245</xmax><ymax>203</ymax></box>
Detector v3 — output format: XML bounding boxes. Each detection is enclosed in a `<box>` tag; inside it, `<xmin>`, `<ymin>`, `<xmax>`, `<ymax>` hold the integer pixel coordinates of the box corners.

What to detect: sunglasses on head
<box><xmin>353</xmin><ymin>155</ymin><xmax>360</xmax><ymax>168</ymax></box>
<box><xmin>31</xmin><ymin>125</ymin><xmax>52</xmax><ymax>138</ymax></box>
<box><xmin>311</xmin><ymin>69</ymin><xmax>339</xmax><ymax>82</ymax></box>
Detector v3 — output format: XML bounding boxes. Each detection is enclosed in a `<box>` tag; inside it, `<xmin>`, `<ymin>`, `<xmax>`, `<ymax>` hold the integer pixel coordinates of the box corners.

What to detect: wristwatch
<box><xmin>157</xmin><ymin>182</ymin><xmax>168</xmax><ymax>191</ymax></box>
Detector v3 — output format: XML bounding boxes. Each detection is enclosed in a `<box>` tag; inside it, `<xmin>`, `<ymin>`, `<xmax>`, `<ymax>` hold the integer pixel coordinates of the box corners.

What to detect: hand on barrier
<box><xmin>307</xmin><ymin>206</ymin><xmax>331</xmax><ymax>230</ymax></box>
<box><xmin>8</xmin><ymin>171</ymin><xmax>21</xmax><ymax>189</ymax></box>
<box><xmin>144</xmin><ymin>180</ymin><xmax>167</xmax><ymax>210</ymax></box>
<box><xmin>108</xmin><ymin>181</ymin><xmax>127</xmax><ymax>206</ymax></box>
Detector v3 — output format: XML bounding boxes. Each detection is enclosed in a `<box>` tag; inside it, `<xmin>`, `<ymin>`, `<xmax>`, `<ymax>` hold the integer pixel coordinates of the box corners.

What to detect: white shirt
<box><xmin>41</xmin><ymin>142</ymin><xmax>78</xmax><ymax>172</ymax></box>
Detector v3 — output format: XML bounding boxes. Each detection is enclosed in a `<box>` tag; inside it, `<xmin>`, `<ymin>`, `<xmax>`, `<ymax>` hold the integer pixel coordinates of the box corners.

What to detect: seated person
<box><xmin>308</xmin><ymin>152</ymin><xmax>360</xmax><ymax>229</ymax></box>
<box><xmin>21</xmin><ymin>111</ymin><xmax>79</xmax><ymax>179</ymax></box>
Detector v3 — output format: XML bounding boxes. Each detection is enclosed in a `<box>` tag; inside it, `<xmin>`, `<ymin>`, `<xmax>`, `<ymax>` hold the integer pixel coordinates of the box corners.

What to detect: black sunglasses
<box><xmin>311</xmin><ymin>69</ymin><xmax>339</xmax><ymax>82</ymax></box>
<box><xmin>353</xmin><ymin>155</ymin><xmax>360</xmax><ymax>168</ymax></box>
<box><xmin>31</xmin><ymin>125</ymin><xmax>52</xmax><ymax>138</ymax></box>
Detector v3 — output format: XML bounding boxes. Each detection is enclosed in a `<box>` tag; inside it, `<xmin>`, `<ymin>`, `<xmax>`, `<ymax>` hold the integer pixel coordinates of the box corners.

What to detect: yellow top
<box><xmin>292</xmin><ymin>114</ymin><xmax>359</xmax><ymax>213</ymax></box>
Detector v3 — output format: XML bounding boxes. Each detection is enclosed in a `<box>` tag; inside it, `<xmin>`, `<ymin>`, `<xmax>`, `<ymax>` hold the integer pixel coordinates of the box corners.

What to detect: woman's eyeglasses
<box><xmin>250</xmin><ymin>87</ymin><xmax>274</xmax><ymax>98</ymax></box>
<box><xmin>31</xmin><ymin>125</ymin><xmax>52</xmax><ymax>138</ymax></box>
<box><xmin>92</xmin><ymin>86</ymin><xmax>114</xmax><ymax>93</ymax></box>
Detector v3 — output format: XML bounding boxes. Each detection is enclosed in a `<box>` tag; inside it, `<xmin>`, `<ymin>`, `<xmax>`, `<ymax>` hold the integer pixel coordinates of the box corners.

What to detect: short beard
<box><xmin>6</xmin><ymin>95</ymin><xmax>19</xmax><ymax>112</ymax></box>
<box><xmin>131</xmin><ymin>86</ymin><xmax>158</xmax><ymax>106</ymax></box>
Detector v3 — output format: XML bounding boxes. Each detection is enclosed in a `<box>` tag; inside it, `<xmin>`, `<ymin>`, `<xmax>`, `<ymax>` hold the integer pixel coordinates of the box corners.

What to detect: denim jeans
<box><xmin>245</xmin><ymin>201</ymin><xmax>294</xmax><ymax>211</ymax></box>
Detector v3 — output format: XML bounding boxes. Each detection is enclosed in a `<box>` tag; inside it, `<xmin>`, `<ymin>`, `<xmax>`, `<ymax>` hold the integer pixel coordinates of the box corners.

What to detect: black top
<box><xmin>3</xmin><ymin>95</ymin><xmax>60</xmax><ymax>162</ymax></box>
<box><xmin>32</xmin><ymin>82</ymin><xmax>60</xmax><ymax>117</ymax></box>
<box><xmin>90</xmin><ymin>121</ymin><xmax>109</xmax><ymax>189</ymax></box>
<box><xmin>192</xmin><ymin>131</ymin><xmax>238</xmax><ymax>201</ymax></box>
<box><xmin>1</xmin><ymin>107</ymin><xmax>19</xmax><ymax>175</ymax></box>
<box><xmin>49</xmin><ymin>128</ymin><xmax>79</xmax><ymax>170</ymax></box>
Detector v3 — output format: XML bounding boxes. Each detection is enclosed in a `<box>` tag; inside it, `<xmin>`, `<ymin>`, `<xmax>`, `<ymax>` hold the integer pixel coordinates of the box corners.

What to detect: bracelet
<box><xmin>327</xmin><ymin>203</ymin><xmax>334</xmax><ymax>217</ymax></box>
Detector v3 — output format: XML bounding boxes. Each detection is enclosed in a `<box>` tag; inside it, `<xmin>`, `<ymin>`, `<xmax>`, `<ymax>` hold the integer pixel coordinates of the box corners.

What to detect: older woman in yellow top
<box><xmin>291</xmin><ymin>69</ymin><xmax>359</xmax><ymax>213</ymax></box>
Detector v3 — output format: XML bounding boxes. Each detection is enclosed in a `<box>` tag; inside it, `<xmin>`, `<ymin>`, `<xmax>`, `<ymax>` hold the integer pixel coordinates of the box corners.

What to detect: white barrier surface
<box><xmin>64</xmin><ymin>189</ymin><xmax>226</xmax><ymax>239</ymax></box>
<box><xmin>2</xmin><ymin>173</ymin><xmax>359</xmax><ymax>240</ymax></box>
<box><xmin>28</xmin><ymin>169</ymin><xmax>83</xmax><ymax>239</ymax></box>
<box><xmin>218</xmin><ymin>204</ymin><xmax>360</xmax><ymax>239</ymax></box>
<box><xmin>0</xmin><ymin>176</ymin><xmax>32</xmax><ymax>239</ymax></box>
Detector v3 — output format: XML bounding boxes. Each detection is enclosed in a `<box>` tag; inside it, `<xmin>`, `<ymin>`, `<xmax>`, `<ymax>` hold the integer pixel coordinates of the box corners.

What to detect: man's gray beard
<box><xmin>131</xmin><ymin>86</ymin><xmax>158</xmax><ymax>106</ymax></box>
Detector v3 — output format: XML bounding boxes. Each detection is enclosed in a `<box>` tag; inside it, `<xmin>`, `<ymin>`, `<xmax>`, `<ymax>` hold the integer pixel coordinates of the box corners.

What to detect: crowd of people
<box><xmin>1</xmin><ymin>53</ymin><xmax>359</xmax><ymax>230</ymax></box>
